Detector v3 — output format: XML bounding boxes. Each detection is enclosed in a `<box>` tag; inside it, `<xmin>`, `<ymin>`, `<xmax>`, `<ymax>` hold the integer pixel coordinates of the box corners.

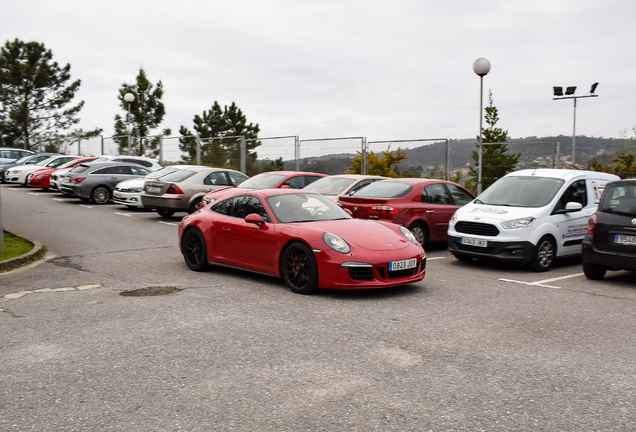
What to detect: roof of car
<box><xmin>78</xmin><ymin>161</ymin><xmax>147</xmax><ymax>170</ymax></box>
<box><xmin>374</xmin><ymin>178</ymin><xmax>457</xmax><ymax>185</ymax></box>
<box><xmin>254</xmin><ymin>171</ymin><xmax>327</xmax><ymax>176</ymax></box>
<box><xmin>508</xmin><ymin>169</ymin><xmax>620</xmax><ymax>181</ymax></box>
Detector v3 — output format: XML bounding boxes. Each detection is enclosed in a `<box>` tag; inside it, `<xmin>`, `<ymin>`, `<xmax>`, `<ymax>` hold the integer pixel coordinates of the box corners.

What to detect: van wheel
<box><xmin>529</xmin><ymin>236</ymin><xmax>555</xmax><ymax>272</ymax></box>
<box><xmin>583</xmin><ymin>260</ymin><xmax>607</xmax><ymax>280</ymax></box>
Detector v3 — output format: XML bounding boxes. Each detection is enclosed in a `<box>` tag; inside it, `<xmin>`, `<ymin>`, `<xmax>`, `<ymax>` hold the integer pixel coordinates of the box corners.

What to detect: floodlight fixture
<box><xmin>590</xmin><ymin>82</ymin><xmax>599</xmax><ymax>94</ymax></box>
<box><xmin>565</xmin><ymin>86</ymin><xmax>577</xmax><ymax>95</ymax></box>
<box><xmin>553</xmin><ymin>86</ymin><xmax>563</xmax><ymax>96</ymax></box>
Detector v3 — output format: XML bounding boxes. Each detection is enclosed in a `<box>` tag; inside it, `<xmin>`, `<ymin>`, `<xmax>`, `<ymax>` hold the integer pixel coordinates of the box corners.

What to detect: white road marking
<box><xmin>158</xmin><ymin>221</ymin><xmax>179</xmax><ymax>226</ymax></box>
<box><xmin>427</xmin><ymin>257</ymin><xmax>445</xmax><ymax>260</ymax></box>
<box><xmin>499</xmin><ymin>272</ymin><xmax>584</xmax><ymax>290</ymax></box>
<box><xmin>115</xmin><ymin>212</ymin><xmax>131</xmax><ymax>217</ymax></box>
<box><xmin>52</xmin><ymin>198</ymin><xmax>73</xmax><ymax>201</ymax></box>
<box><xmin>28</xmin><ymin>192</ymin><xmax>42</xmax><ymax>196</ymax></box>
<box><xmin>79</xmin><ymin>204</ymin><xmax>93</xmax><ymax>209</ymax></box>
<box><xmin>8</xmin><ymin>188</ymin><xmax>21</xmax><ymax>191</ymax></box>
<box><xmin>0</xmin><ymin>284</ymin><xmax>102</xmax><ymax>311</ymax></box>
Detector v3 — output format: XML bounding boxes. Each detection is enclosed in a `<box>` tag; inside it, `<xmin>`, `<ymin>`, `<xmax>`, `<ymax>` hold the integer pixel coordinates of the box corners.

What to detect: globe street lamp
<box><xmin>473</xmin><ymin>58</ymin><xmax>490</xmax><ymax>195</ymax></box>
<box><xmin>124</xmin><ymin>93</ymin><xmax>135</xmax><ymax>155</ymax></box>
<box><xmin>553</xmin><ymin>83</ymin><xmax>599</xmax><ymax>166</ymax></box>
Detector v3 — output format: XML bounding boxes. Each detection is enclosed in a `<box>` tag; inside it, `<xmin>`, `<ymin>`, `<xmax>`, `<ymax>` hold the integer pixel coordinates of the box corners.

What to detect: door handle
<box><xmin>222</xmin><ymin>227</ymin><xmax>230</xmax><ymax>232</ymax></box>
<box><xmin>426</xmin><ymin>210</ymin><xmax>435</xmax><ymax>213</ymax></box>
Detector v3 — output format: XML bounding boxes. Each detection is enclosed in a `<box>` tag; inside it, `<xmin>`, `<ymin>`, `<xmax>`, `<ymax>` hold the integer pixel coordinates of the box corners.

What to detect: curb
<box><xmin>0</xmin><ymin>232</ymin><xmax>47</xmax><ymax>272</ymax></box>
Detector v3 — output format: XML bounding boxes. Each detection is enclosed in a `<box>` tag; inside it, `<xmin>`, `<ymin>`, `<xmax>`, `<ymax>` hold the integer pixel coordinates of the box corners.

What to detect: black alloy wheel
<box><xmin>91</xmin><ymin>186</ymin><xmax>111</xmax><ymax>204</ymax></box>
<box><xmin>158</xmin><ymin>210</ymin><xmax>175</xmax><ymax>218</ymax></box>
<box><xmin>281</xmin><ymin>242</ymin><xmax>319</xmax><ymax>294</ymax></box>
<box><xmin>529</xmin><ymin>236</ymin><xmax>555</xmax><ymax>272</ymax></box>
<box><xmin>182</xmin><ymin>228</ymin><xmax>208</xmax><ymax>271</ymax></box>
<box><xmin>408</xmin><ymin>222</ymin><xmax>427</xmax><ymax>247</ymax></box>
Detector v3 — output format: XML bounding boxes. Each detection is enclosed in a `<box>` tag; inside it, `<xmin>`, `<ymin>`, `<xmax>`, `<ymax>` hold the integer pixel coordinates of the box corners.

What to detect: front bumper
<box><xmin>447</xmin><ymin>235</ymin><xmax>535</xmax><ymax>263</ymax></box>
<box><xmin>113</xmin><ymin>190</ymin><xmax>143</xmax><ymax>207</ymax></box>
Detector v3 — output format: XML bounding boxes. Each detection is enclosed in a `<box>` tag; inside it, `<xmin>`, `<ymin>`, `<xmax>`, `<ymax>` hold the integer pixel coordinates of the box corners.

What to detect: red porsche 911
<box><xmin>178</xmin><ymin>188</ymin><xmax>426</xmax><ymax>294</ymax></box>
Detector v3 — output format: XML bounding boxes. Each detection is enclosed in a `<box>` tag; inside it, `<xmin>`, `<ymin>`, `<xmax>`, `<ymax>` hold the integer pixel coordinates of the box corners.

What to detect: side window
<box><xmin>303</xmin><ymin>176</ymin><xmax>322</xmax><ymax>187</ymax></box>
<box><xmin>131</xmin><ymin>166</ymin><xmax>151</xmax><ymax>176</ymax></box>
<box><xmin>556</xmin><ymin>179</ymin><xmax>588</xmax><ymax>211</ymax></box>
<box><xmin>211</xmin><ymin>197</ymin><xmax>234</xmax><ymax>216</ymax></box>
<box><xmin>91</xmin><ymin>167</ymin><xmax>115</xmax><ymax>175</ymax></box>
<box><xmin>229</xmin><ymin>195</ymin><xmax>271</xmax><ymax>222</ymax></box>
<box><xmin>446</xmin><ymin>184</ymin><xmax>474</xmax><ymax>206</ymax></box>
<box><xmin>115</xmin><ymin>166</ymin><xmax>133</xmax><ymax>175</ymax></box>
<box><xmin>282</xmin><ymin>176</ymin><xmax>305</xmax><ymax>189</ymax></box>
<box><xmin>204</xmin><ymin>172</ymin><xmax>230</xmax><ymax>186</ymax></box>
<box><xmin>422</xmin><ymin>183</ymin><xmax>451</xmax><ymax>205</ymax></box>
<box><xmin>228</xmin><ymin>171</ymin><xmax>248</xmax><ymax>185</ymax></box>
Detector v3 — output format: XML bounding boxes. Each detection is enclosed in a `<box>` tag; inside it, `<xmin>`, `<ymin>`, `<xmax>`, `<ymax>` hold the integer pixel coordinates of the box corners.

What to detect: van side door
<box><xmin>551</xmin><ymin>179</ymin><xmax>594</xmax><ymax>256</ymax></box>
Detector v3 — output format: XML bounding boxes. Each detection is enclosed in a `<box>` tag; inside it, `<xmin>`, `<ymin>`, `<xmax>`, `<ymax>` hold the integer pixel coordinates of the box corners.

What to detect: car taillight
<box><xmin>166</xmin><ymin>184</ymin><xmax>184</xmax><ymax>194</ymax></box>
<box><xmin>369</xmin><ymin>205</ymin><xmax>398</xmax><ymax>214</ymax></box>
<box><xmin>587</xmin><ymin>214</ymin><xmax>598</xmax><ymax>235</ymax></box>
<box><xmin>70</xmin><ymin>177</ymin><xmax>86</xmax><ymax>184</ymax></box>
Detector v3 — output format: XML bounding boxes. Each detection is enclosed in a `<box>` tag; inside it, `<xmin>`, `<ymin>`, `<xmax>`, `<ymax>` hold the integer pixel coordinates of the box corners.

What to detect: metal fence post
<box><xmin>445</xmin><ymin>139</ymin><xmax>450</xmax><ymax>180</ymax></box>
<box><xmin>77</xmin><ymin>138</ymin><xmax>81</xmax><ymax>156</ymax></box>
<box><xmin>240</xmin><ymin>136</ymin><xmax>246</xmax><ymax>174</ymax></box>
<box><xmin>159</xmin><ymin>135</ymin><xmax>164</xmax><ymax>165</ymax></box>
<box><xmin>556</xmin><ymin>141</ymin><xmax>561</xmax><ymax>168</ymax></box>
<box><xmin>196</xmin><ymin>135</ymin><xmax>201</xmax><ymax>166</ymax></box>
<box><xmin>362</xmin><ymin>137</ymin><xmax>367</xmax><ymax>175</ymax></box>
<box><xmin>295</xmin><ymin>136</ymin><xmax>300</xmax><ymax>171</ymax></box>
<box><xmin>100</xmin><ymin>135</ymin><xmax>104</xmax><ymax>156</ymax></box>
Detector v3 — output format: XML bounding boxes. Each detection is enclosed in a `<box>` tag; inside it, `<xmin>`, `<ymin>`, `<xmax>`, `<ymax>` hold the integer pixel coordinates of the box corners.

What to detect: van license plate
<box><xmin>461</xmin><ymin>237</ymin><xmax>488</xmax><ymax>247</ymax></box>
<box><xmin>615</xmin><ymin>235</ymin><xmax>636</xmax><ymax>246</ymax></box>
<box><xmin>389</xmin><ymin>258</ymin><xmax>417</xmax><ymax>271</ymax></box>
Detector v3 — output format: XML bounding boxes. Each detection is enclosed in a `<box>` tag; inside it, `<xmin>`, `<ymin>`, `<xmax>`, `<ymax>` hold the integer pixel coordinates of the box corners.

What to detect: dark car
<box><xmin>582</xmin><ymin>179</ymin><xmax>636</xmax><ymax>279</ymax></box>
<box><xmin>59</xmin><ymin>162</ymin><xmax>152</xmax><ymax>204</ymax></box>
<box><xmin>337</xmin><ymin>178</ymin><xmax>475</xmax><ymax>246</ymax></box>
<box><xmin>0</xmin><ymin>153</ymin><xmax>58</xmax><ymax>183</ymax></box>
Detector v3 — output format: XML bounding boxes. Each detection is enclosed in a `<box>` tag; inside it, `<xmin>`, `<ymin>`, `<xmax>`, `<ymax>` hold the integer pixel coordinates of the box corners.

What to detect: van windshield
<box><xmin>478</xmin><ymin>176</ymin><xmax>565</xmax><ymax>207</ymax></box>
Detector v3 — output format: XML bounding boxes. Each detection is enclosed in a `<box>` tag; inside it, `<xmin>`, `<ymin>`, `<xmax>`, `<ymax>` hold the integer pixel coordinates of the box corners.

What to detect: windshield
<box><xmin>352</xmin><ymin>181</ymin><xmax>412</xmax><ymax>198</ymax></box>
<box><xmin>303</xmin><ymin>177</ymin><xmax>356</xmax><ymax>195</ymax></box>
<box><xmin>146</xmin><ymin>166</ymin><xmax>180</xmax><ymax>179</ymax></box>
<box><xmin>92</xmin><ymin>156</ymin><xmax>111</xmax><ymax>163</ymax></box>
<box><xmin>239</xmin><ymin>173</ymin><xmax>286</xmax><ymax>189</ymax></box>
<box><xmin>59</xmin><ymin>158</ymin><xmax>91</xmax><ymax>169</ymax></box>
<box><xmin>13</xmin><ymin>155</ymin><xmax>32</xmax><ymax>164</ymax></box>
<box><xmin>478</xmin><ymin>176</ymin><xmax>565</xmax><ymax>207</ymax></box>
<box><xmin>266</xmin><ymin>193</ymin><xmax>352</xmax><ymax>223</ymax></box>
<box><xmin>599</xmin><ymin>183</ymin><xmax>636</xmax><ymax>216</ymax></box>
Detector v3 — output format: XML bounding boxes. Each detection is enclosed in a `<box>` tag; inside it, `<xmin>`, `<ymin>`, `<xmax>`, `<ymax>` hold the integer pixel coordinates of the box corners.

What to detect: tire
<box><xmin>189</xmin><ymin>198</ymin><xmax>202</xmax><ymax>214</ymax></box>
<box><xmin>529</xmin><ymin>236</ymin><xmax>556</xmax><ymax>272</ymax></box>
<box><xmin>408</xmin><ymin>222</ymin><xmax>427</xmax><ymax>247</ymax></box>
<box><xmin>91</xmin><ymin>186</ymin><xmax>111</xmax><ymax>204</ymax></box>
<box><xmin>583</xmin><ymin>260</ymin><xmax>607</xmax><ymax>280</ymax></box>
<box><xmin>182</xmin><ymin>228</ymin><xmax>208</xmax><ymax>271</ymax></box>
<box><xmin>281</xmin><ymin>242</ymin><xmax>319</xmax><ymax>294</ymax></box>
<box><xmin>158</xmin><ymin>210</ymin><xmax>175</xmax><ymax>218</ymax></box>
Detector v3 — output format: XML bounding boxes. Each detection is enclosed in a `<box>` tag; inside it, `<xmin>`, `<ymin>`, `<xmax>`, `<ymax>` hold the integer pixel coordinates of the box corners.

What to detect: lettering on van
<box><xmin>562</xmin><ymin>223</ymin><xmax>588</xmax><ymax>238</ymax></box>
<box><xmin>469</xmin><ymin>208</ymin><xmax>509</xmax><ymax>215</ymax></box>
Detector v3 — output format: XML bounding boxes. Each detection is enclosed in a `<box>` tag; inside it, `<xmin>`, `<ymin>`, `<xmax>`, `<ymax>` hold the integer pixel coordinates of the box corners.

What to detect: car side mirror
<box><xmin>565</xmin><ymin>202</ymin><xmax>583</xmax><ymax>212</ymax></box>
<box><xmin>280</xmin><ymin>185</ymin><xmax>290</xmax><ymax>189</ymax></box>
<box><xmin>245</xmin><ymin>213</ymin><xmax>265</xmax><ymax>226</ymax></box>
<box><xmin>343</xmin><ymin>208</ymin><xmax>353</xmax><ymax>216</ymax></box>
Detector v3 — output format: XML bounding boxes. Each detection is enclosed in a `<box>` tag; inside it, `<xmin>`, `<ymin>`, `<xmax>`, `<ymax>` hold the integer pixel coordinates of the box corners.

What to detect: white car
<box><xmin>113</xmin><ymin>165</ymin><xmax>197</xmax><ymax>208</ymax></box>
<box><xmin>447</xmin><ymin>169</ymin><xmax>620</xmax><ymax>271</ymax></box>
<box><xmin>5</xmin><ymin>155</ymin><xmax>80</xmax><ymax>186</ymax></box>
<box><xmin>302</xmin><ymin>174</ymin><xmax>386</xmax><ymax>202</ymax></box>
<box><xmin>91</xmin><ymin>155</ymin><xmax>163</xmax><ymax>171</ymax></box>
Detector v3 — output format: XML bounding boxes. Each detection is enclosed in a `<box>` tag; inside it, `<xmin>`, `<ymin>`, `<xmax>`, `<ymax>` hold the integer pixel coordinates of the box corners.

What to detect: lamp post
<box><xmin>553</xmin><ymin>83</ymin><xmax>598</xmax><ymax>166</ymax></box>
<box><xmin>124</xmin><ymin>93</ymin><xmax>135</xmax><ymax>156</ymax></box>
<box><xmin>473</xmin><ymin>58</ymin><xmax>490</xmax><ymax>195</ymax></box>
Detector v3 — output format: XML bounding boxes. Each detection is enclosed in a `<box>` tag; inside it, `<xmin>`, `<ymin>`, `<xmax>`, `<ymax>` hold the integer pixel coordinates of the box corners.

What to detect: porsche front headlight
<box><xmin>323</xmin><ymin>232</ymin><xmax>350</xmax><ymax>254</ymax></box>
<box><xmin>399</xmin><ymin>225</ymin><xmax>419</xmax><ymax>246</ymax></box>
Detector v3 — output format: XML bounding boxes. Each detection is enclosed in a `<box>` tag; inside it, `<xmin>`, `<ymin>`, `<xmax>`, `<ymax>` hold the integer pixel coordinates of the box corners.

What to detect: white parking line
<box><xmin>115</xmin><ymin>212</ymin><xmax>132</xmax><ymax>217</ymax></box>
<box><xmin>79</xmin><ymin>204</ymin><xmax>93</xmax><ymax>209</ymax></box>
<box><xmin>28</xmin><ymin>192</ymin><xmax>42</xmax><ymax>196</ymax></box>
<box><xmin>427</xmin><ymin>257</ymin><xmax>445</xmax><ymax>260</ymax></box>
<box><xmin>52</xmin><ymin>198</ymin><xmax>76</xmax><ymax>201</ymax></box>
<box><xmin>8</xmin><ymin>188</ymin><xmax>21</xmax><ymax>191</ymax></box>
<box><xmin>499</xmin><ymin>272</ymin><xmax>584</xmax><ymax>290</ymax></box>
<box><xmin>158</xmin><ymin>221</ymin><xmax>179</xmax><ymax>226</ymax></box>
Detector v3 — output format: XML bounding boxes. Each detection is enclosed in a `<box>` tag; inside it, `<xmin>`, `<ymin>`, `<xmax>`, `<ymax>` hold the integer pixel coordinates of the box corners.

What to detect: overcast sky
<box><xmin>3</xmin><ymin>0</ymin><xmax>636</xmax><ymax>142</ymax></box>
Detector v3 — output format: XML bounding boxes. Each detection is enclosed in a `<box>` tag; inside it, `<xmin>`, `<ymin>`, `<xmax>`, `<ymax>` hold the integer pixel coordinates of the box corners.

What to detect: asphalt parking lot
<box><xmin>1</xmin><ymin>184</ymin><xmax>635</xmax><ymax>431</ymax></box>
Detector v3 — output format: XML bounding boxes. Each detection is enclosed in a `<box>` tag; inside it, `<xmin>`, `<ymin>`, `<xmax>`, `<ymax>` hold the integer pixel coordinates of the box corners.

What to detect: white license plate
<box><xmin>388</xmin><ymin>258</ymin><xmax>417</xmax><ymax>271</ymax></box>
<box><xmin>147</xmin><ymin>186</ymin><xmax>161</xmax><ymax>193</ymax></box>
<box><xmin>460</xmin><ymin>237</ymin><xmax>488</xmax><ymax>247</ymax></box>
<box><xmin>615</xmin><ymin>234</ymin><xmax>636</xmax><ymax>246</ymax></box>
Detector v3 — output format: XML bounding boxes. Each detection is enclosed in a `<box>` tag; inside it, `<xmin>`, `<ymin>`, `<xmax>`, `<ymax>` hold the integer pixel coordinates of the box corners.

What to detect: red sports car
<box><xmin>337</xmin><ymin>178</ymin><xmax>475</xmax><ymax>246</ymax></box>
<box><xmin>26</xmin><ymin>157</ymin><xmax>96</xmax><ymax>190</ymax></box>
<box><xmin>179</xmin><ymin>188</ymin><xmax>426</xmax><ymax>294</ymax></box>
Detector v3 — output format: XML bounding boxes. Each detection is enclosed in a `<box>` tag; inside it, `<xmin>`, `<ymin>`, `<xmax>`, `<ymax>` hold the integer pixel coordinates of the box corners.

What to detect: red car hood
<box><xmin>290</xmin><ymin>219</ymin><xmax>410</xmax><ymax>252</ymax></box>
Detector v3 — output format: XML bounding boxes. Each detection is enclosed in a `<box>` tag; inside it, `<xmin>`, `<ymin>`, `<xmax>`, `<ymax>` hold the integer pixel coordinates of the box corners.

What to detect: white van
<box><xmin>447</xmin><ymin>169</ymin><xmax>620</xmax><ymax>271</ymax></box>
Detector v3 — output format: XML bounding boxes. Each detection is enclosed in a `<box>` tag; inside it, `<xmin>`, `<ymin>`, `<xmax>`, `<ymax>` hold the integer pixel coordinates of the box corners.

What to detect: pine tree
<box><xmin>179</xmin><ymin>102</ymin><xmax>260</xmax><ymax>175</ymax></box>
<box><xmin>0</xmin><ymin>39</ymin><xmax>85</xmax><ymax>150</ymax></box>
<box><xmin>467</xmin><ymin>91</ymin><xmax>520</xmax><ymax>193</ymax></box>
<box><xmin>113</xmin><ymin>69</ymin><xmax>169</xmax><ymax>157</ymax></box>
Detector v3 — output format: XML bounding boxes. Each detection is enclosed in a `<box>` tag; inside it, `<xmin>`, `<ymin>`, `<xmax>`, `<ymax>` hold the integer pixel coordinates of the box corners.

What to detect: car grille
<box><xmin>348</xmin><ymin>267</ymin><xmax>374</xmax><ymax>280</ymax></box>
<box><xmin>455</xmin><ymin>221</ymin><xmax>500</xmax><ymax>236</ymax></box>
<box><xmin>457</xmin><ymin>243</ymin><xmax>496</xmax><ymax>254</ymax></box>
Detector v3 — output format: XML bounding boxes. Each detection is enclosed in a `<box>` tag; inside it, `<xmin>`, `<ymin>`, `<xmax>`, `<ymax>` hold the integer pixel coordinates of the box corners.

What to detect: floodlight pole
<box><xmin>553</xmin><ymin>86</ymin><xmax>598</xmax><ymax>166</ymax></box>
<box><xmin>473</xmin><ymin>58</ymin><xmax>490</xmax><ymax>195</ymax></box>
<box><xmin>124</xmin><ymin>93</ymin><xmax>135</xmax><ymax>156</ymax></box>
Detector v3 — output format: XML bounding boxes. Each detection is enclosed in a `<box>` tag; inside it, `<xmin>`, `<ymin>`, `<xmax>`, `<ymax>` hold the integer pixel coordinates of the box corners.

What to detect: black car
<box><xmin>582</xmin><ymin>179</ymin><xmax>636</xmax><ymax>279</ymax></box>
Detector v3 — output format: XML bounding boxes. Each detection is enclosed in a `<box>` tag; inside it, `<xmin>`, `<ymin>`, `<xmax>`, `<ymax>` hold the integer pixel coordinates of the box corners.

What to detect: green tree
<box><xmin>42</xmin><ymin>128</ymin><xmax>103</xmax><ymax>154</ymax></box>
<box><xmin>179</xmin><ymin>102</ymin><xmax>260</xmax><ymax>175</ymax></box>
<box><xmin>346</xmin><ymin>146</ymin><xmax>407</xmax><ymax>177</ymax></box>
<box><xmin>113</xmin><ymin>68</ymin><xmax>169</xmax><ymax>157</ymax></box>
<box><xmin>467</xmin><ymin>90</ymin><xmax>520</xmax><ymax>194</ymax></box>
<box><xmin>0</xmin><ymin>39</ymin><xmax>86</xmax><ymax>150</ymax></box>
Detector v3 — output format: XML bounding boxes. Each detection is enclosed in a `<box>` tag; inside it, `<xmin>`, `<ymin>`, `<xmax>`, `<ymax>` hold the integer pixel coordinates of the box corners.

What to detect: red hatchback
<box><xmin>26</xmin><ymin>157</ymin><xmax>96</xmax><ymax>190</ymax></box>
<box><xmin>337</xmin><ymin>178</ymin><xmax>475</xmax><ymax>246</ymax></box>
